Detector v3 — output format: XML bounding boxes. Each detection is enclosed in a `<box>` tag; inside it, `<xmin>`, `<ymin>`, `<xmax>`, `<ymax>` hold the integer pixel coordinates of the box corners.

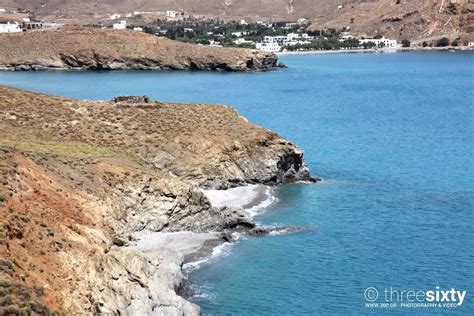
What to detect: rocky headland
<box><xmin>0</xmin><ymin>86</ymin><xmax>315</xmax><ymax>314</ymax></box>
<box><xmin>0</xmin><ymin>28</ymin><xmax>282</xmax><ymax>72</ymax></box>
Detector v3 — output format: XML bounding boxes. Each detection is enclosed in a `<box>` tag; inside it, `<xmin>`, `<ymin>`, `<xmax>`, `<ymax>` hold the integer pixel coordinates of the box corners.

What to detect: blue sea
<box><xmin>1</xmin><ymin>51</ymin><xmax>473</xmax><ymax>315</ymax></box>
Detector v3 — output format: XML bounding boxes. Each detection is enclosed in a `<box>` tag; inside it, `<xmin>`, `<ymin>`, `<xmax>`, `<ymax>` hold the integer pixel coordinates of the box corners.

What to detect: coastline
<box><xmin>117</xmin><ymin>184</ymin><xmax>279</xmax><ymax>314</ymax></box>
<box><xmin>276</xmin><ymin>46</ymin><xmax>473</xmax><ymax>56</ymax></box>
<box><xmin>0</xmin><ymin>85</ymin><xmax>314</xmax><ymax>314</ymax></box>
<box><xmin>0</xmin><ymin>28</ymin><xmax>280</xmax><ymax>72</ymax></box>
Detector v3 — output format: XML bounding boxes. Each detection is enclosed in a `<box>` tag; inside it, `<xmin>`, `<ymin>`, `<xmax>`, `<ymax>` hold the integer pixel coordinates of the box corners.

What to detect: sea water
<box><xmin>1</xmin><ymin>51</ymin><xmax>473</xmax><ymax>314</ymax></box>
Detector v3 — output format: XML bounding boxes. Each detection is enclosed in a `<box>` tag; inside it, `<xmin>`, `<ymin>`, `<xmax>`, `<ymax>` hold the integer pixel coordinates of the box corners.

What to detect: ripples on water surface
<box><xmin>1</xmin><ymin>51</ymin><xmax>473</xmax><ymax>315</ymax></box>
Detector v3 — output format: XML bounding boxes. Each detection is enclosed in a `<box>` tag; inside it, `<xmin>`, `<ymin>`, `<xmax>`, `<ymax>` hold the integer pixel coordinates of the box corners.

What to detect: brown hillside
<box><xmin>0</xmin><ymin>27</ymin><xmax>279</xmax><ymax>71</ymax></box>
<box><xmin>0</xmin><ymin>85</ymin><xmax>313</xmax><ymax>313</ymax></box>
<box><xmin>1</xmin><ymin>0</ymin><xmax>471</xmax><ymax>41</ymax></box>
<box><xmin>311</xmin><ymin>0</ymin><xmax>473</xmax><ymax>41</ymax></box>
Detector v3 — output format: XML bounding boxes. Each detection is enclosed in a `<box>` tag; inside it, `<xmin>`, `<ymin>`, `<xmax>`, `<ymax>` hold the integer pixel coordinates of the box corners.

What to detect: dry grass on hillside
<box><xmin>0</xmin><ymin>85</ymin><xmax>277</xmax><ymax>179</ymax></box>
<box><xmin>0</xmin><ymin>27</ymin><xmax>272</xmax><ymax>69</ymax></box>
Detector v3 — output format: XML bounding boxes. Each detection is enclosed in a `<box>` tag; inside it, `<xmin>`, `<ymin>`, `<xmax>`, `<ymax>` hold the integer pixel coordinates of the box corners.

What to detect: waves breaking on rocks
<box><xmin>201</xmin><ymin>184</ymin><xmax>277</xmax><ymax>217</ymax></box>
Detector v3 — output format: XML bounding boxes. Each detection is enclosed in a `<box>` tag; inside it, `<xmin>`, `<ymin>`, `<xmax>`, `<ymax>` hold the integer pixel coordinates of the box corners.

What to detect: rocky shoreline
<box><xmin>0</xmin><ymin>86</ymin><xmax>316</xmax><ymax>314</ymax></box>
<box><xmin>0</xmin><ymin>28</ymin><xmax>283</xmax><ymax>72</ymax></box>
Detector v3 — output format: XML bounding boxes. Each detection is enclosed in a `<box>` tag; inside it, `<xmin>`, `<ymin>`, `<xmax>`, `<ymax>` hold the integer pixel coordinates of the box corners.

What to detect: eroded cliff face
<box><xmin>0</xmin><ymin>86</ymin><xmax>315</xmax><ymax>314</ymax></box>
<box><xmin>0</xmin><ymin>28</ymin><xmax>281</xmax><ymax>72</ymax></box>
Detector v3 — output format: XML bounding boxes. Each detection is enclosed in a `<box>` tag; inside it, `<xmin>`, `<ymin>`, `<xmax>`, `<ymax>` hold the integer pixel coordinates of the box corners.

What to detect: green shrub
<box><xmin>401</xmin><ymin>39</ymin><xmax>411</xmax><ymax>47</ymax></box>
<box><xmin>3</xmin><ymin>305</ymin><xmax>20</xmax><ymax>315</ymax></box>
<box><xmin>436</xmin><ymin>37</ymin><xmax>450</xmax><ymax>47</ymax></box>
<box><xmin>34</xmin><ymin>285</ymin><xmax>45</xmax><ymax>297</ymax></box>
<box><xmin>0</xmin><ymin>295</ymin><xmax>12</xmax><ymax>306</ymax></box>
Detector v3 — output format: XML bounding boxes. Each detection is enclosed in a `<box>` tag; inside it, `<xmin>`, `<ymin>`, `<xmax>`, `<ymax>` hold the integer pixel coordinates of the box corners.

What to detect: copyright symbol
<box><xmin>364</xmin><ymin>287</ymin><xmax>379</xmax><ymax>302</ymax></box>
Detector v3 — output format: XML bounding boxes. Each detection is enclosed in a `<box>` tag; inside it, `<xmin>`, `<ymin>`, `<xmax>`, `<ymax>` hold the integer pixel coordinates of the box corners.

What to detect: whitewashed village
<box><xmin>1</xmin><ymin>6</ymin><xmax>472</xmax><ymax>51</ymax></box>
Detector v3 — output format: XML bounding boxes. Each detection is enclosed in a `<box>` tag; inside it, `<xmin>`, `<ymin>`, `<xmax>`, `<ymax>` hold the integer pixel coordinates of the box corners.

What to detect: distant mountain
<box><xmin>1</xmin><ymin>0</ymin><xmax>338</xmax><ymax>20</ymax></box>
<box><xmin>1</xmin><ymin>0</ymin><xmax>472</xmax><ymax>41</ymax></box>
<box><xmin>311</xmin><ymin>0</ymin><xmax>473</xmax><ymax>42</ymax></box>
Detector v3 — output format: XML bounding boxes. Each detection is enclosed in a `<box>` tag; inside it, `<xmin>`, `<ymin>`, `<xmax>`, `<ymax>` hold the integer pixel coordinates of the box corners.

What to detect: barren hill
<box><xmin>1</xmin><ymin>0</ymin><xmax>471</xmax><ymax>41</ymax></box>
<box><xmin>0</xmin><ymin>27</ymin><xmax>280</xmax><ymax>71</ymax></box>
<box><xmin>311</xmin><ymin>0</ymin><xmax>473</xmax><ymax>42</ymax></box>
<box><xmin>2</xmin><ymin>0</ymin><xmax>337</xmax><ymax>21</ymax></box>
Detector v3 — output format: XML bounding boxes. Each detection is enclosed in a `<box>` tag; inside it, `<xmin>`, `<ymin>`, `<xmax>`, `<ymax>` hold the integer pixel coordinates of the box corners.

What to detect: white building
<box><xmin>287</xmin><ymin>33</ymin><xmax>313</xmax><ymax>41</ymax></box>
<box><xmin>209</xmin><ymin>40</ymin><xmax>222</xmax><ymax>47</ymax></box>
<box><xmin>468</xmin><ymin>42</ymin><xmax>474</xmax><ymax>47</ymax></box>
<box><xmin>233</xmin><ymin>38</ymin><xmax>254</xmax><ymax>45</ymax></box>
<box><xmin>339</xmin><ymin>32</ymin><xmax>353</xmax><ymax>41</ymax></box>
<box><xmin>240</xmin><ymin>19</ymin><xmax>247</xmax><ymax>25</ymax></box>
<box><xmin>23</xmin><ymin>21</ymin><xmax>63</xmax><ymax>30</ymax></box>
<box><xmin>133</xmin><ymin>27</ymin><xmax>143</xmax><ymax>32</ymax></box>
<box><xmin>264</xmin><ymin>35</ymin><xmax>287</xmax><ymax>44</ymax></box>
<box><xmin>256</xmin><ymin>42</ymin><xmax>281</xmax><ymax>52</ymax></box>
<box><xmin>297</xmin><ymin>18</ymin><xmax>308</xmax><ymax>24</ymax></box>
<box><xmin>286</xmin><ymin>40</ymin><xmax>311</xmax><ymax>46</ymax></box>
<box><xmin>360</xmin><ymin>37</ymin><xmax>397</xmax><ymax>48</ymax></box>
<box><xmin>259</xmin><ymin>33</ymin><xmax>316</xmax><ymax>50</ymax></box>
<box><xmin>113</xmin><ymin>20</ymin><xmax>127</xmax><ymax>30</ymax></box>
<box><xmin>109</xmin><ymin>14</ymin><xmax>121</xmax><ymax>20</ymax></box>
<box><xmin>231</xmin><ymin>31</ymin><xmax>248</xmax><ymax>37</ymax></box>
<box><xmin>0</xmin><ymin>8</ymin><xmax>6</xmax><ymax>13</ymax></box>
<box><xmin>0</xmin><ymin>22</ymin><xmax>22</xmax><ymax>33</ymax></box>
<box><xmin>166</xmin><ymin>10</ymin><xmax>182</xmax><ymax>18</ymax></box>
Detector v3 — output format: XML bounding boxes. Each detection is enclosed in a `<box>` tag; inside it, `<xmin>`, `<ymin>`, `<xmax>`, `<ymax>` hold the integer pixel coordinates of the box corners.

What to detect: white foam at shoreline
<box><xmin>201</xmin><ymin>184</ymin><xmax>277</xmax><ymax>216</ymax></box>
<box><xmin>246</xmin><ymin>186</ymin><xmax>277</xmax><ymax>217</ymax></box>
<box><xmin>183</xmin><ymin>242</ymin><xmax>230</xmax><ymax>272</ymax></box>
<box><xmin>202</xmin><ymin>184</ymin><xmax>261</xmax><ymax>208</ymax></box>
<box><xmin>183</xmin><ymin>232</ymin><xmax>245</xmax><ymax>273</ymax></box>
<box><xmin>184</xmin><ymin>185</ymin><xmax>277</xmax><ymax>278</ymax></box>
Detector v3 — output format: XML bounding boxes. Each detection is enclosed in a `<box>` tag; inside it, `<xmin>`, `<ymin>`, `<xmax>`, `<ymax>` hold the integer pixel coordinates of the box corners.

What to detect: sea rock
<box><xmin>196</xmin><ymin>136</ymin><xmax>316</xmax><ymax>189</ymax></box>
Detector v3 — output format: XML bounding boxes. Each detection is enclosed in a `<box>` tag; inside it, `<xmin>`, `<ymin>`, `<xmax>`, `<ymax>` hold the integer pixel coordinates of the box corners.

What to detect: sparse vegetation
<box><xmin>401</xmin><ymin>39</ymin><xmax>411</xmax><ymax>47</ymax></box>
<box><xmin>0</xmin><ymin>132</ymin><xmax>119</xmax><ymax>159</ymax></box>
<box><xmin>436</xmin><ymin>37</ymin><xmax>450</xmax><ymax>47</ymax></box>
<box><xmin>0</xmin><ymin>279</ymin><xmax>51</xmax><ymax>315</ymax></box>
<box><xmin>0</xmin><ymin>28</ymin><xmax>276</xmax><ymax>72</ymax></box>
<box><xmin>0</xmin><ymin>84</ymin><xmax>299</xmax><ymax>314</ymax></box>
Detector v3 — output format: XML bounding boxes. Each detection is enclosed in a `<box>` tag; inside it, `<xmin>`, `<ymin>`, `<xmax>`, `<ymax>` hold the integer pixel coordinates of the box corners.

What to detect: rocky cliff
<box><xmin>0</xmin><ymin>28</ymin><xmax>281</xmax><ymax>71</ymax></box>
<box><xmin>0</xmin><ymin>86</ymin><xmax>315</xmax><ymax>314</ymax></box>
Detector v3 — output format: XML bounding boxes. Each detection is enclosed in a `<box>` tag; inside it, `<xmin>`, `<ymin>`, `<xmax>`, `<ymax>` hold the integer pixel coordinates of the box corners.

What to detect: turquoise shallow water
<box><xmin>1</xmin><ymin>51</ymin><xmax>473</xmax><ymax>314</ymax></box>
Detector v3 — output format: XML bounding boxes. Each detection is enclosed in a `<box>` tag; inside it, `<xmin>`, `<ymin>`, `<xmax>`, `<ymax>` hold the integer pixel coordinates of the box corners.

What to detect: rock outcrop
<box><xmin>0</xmin><ymin>86</ymin><xmax>315</xmax><ymax>314</ymax></box>
<box><xmin>0</xmin><ymin>28</ymin><xmax>281</xmax><ymax>72</ymax></box>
